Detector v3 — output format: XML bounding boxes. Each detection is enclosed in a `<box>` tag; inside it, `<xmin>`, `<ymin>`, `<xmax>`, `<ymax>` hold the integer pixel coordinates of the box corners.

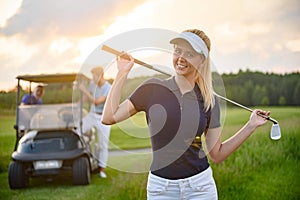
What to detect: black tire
<box><xmin>72</xmin><ymin>157</ymin><xmax>90</xmax><ymax>185</ymax></box>
<box><xmin>8</xmin><ymin>161</ymin><xmax>29</xmax><ymax>189</ymax></box>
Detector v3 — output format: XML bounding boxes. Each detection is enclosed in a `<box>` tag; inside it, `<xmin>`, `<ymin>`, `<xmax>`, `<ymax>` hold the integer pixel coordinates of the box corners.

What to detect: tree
<box><xmin>252</xmin><ymin>85</ymin><xmax>268</xmax><ymax>106</ymax></box>
<box><xmin>261</xmin><ymin>96</ymin><xmax>270</xmax><ymax>106</ymax></box>
<box><xmin>243</xmin><ymin>80</ymin><xmax>254</xmax><ymax>105</ymax></box>
<box><xmin>293</xmin><ymin>81</ymin><xmax>300</xmax><ymax>105</ymax></box>
<box><xmin>278</xmin><ymin>96</ymin><xmax>286</xmax><ymax>106</ymax></box>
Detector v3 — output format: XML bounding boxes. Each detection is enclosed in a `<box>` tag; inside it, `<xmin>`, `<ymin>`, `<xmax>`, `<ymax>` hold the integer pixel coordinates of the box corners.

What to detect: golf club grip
<box><xmin>257</xmin><ymin>113</ymin><xmax>277</xmax><ymax>124</ymax></box>
<box><xmin>101</xmin><ymin>45</ymin><xmax>155</xmax><ymax>69</ymax></box>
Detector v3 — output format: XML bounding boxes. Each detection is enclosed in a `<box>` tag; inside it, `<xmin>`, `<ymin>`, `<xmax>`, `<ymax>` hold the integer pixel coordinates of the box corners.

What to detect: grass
<box><xmin>0</xmin><ymin>115</ymin><xmax>16</xmax><ymax>173</ymax></box>
<box><xmin>212</xmin><ymin>107</ymin><xmax>300</xmax><ymax>199</ymax></box>
<box><xmin>0</xmin><ymin>107</ymin><xmax>299</xmax><ymax>199</ymax></box>
<box><xmin>109</xmin><ymin>112</ymin><xmax>151</xmax><ymax>150</ymax></box>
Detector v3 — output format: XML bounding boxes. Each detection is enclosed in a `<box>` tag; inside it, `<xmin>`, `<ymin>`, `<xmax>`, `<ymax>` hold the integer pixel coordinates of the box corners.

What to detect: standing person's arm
<box><xmin>205</xmin><ymin>109</ymin><xmax>270</xmax><ymax>163</ymax></box>
<box><xmin>79</xmin><ymin>83</ymin><xmax>107</xmax><ymax>106</ymax></box>
<box><xmin>102</xmin><ymin>53</ymin><xmax>137</xmax><ymax>125</ymax></box>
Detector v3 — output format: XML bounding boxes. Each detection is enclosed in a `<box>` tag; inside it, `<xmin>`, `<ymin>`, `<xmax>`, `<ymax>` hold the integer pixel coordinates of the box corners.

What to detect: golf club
<box><xmin>101</xmin><ymin>44</ymin><xmax>281</xmax><ymax>140</ymax></box>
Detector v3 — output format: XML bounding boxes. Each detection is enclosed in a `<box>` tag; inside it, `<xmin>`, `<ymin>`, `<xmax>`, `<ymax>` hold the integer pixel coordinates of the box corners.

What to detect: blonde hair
<box><xmin>183</xmin><ymin>29</ymin><xmax>215</xmax><ymax>111</ymax></box>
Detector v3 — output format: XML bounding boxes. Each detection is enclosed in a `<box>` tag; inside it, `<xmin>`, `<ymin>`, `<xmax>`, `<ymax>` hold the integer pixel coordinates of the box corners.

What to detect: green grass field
<box><xmin>0</xmin><ymin>107</ymin><xmax>299</xmax><ymax>199</ymax></box>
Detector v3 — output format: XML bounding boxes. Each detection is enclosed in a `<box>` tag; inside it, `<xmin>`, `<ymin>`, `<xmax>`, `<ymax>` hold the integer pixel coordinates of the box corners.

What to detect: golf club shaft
<box><xmin>101</xmin><ymin>44</ymin><xmax>278</xmax><ymax>124</ymax></box>
<box><xmin>214</xmin><ymin>93</ymin><xmax>278</xmax><ymax>124</ymax></box>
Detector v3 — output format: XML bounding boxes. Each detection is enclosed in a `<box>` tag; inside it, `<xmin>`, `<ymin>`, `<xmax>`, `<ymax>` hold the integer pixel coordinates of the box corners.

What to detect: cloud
<box><xmin>0</xmin><ymin>0</ymin><xmax>147</xmax><ymax>90</ymax></box>
<box><xmin>285</xmin><ymin>39</ymin><xmax>300</xmax><ymax>52</ymax></box>
<box><xmin>1</xmin><ymin>0</ymin><xmax>147</xmax><ymax>42</ymax></box>
<box><xmin>204</xmin><ymin>0</ymin><xmax>300</xmax><ymax>74</ymax></box>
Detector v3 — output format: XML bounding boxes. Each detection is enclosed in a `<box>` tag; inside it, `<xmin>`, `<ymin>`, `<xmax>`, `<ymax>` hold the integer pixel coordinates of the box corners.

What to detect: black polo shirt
<box><xmin>129</xmin><ymin>77</ymin><xmax>220</xmax><ymax>179</ymax></box>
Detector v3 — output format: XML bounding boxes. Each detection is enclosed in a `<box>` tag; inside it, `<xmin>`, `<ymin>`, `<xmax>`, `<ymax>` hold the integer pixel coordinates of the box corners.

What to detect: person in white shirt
<box><xmin>79</xmin><ymin>66</ymin><xmax>111</xmax><ymax>178</ymax></box>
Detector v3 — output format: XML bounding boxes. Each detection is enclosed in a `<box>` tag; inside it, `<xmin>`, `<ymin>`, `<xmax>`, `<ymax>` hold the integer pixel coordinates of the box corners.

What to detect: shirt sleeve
<box><xmin>209</xmin><ymin>97</ymin><xmax>221</xmax><ymax>128</ymax></box>
<box><xmin>103</xmin><ymin>82</ymin><xmax>111</xmax><ymax>96</ymax></box>
<box><xmin>128</xmin><ymin>79</ymin><xmax>154</xmax><ymax>112</ymax></box>
<box><xmin>21</xmin><ymin>94</ymin><xmax>29</xmax><ymax>104</ymax></box>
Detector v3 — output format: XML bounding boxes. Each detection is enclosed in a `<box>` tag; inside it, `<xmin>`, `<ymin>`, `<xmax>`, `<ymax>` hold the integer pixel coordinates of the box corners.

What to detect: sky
<box><xmin>0</xmin><ymin>0</ymin><xmax>299</xmax><ymax>91</ymax></box>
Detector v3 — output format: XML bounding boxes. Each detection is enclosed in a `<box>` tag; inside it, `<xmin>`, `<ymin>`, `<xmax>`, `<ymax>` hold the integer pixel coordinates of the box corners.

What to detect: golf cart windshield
<box><xmin>18</xmin><ymin>103</ymin><xmax>82</xmax><ymax>130</ymax></box>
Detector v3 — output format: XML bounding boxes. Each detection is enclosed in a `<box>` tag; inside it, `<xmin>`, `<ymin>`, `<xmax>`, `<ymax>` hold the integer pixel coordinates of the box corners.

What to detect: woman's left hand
<box><xmin>249</xmin><ymin>109</ymin><xmax>271</xmax><ymax>127</ymax></box>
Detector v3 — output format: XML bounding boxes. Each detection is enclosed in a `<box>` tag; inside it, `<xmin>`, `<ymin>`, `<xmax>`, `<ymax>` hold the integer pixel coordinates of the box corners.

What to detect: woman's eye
<box><xmin>173</xmin><ymin>49</ymin><xmax>195</xmax><ymax>58</ymax></box>
<box><xmin>186</xmin><ymin>53</ymin><xmax>194</xmax><ymax>57</ymax></box>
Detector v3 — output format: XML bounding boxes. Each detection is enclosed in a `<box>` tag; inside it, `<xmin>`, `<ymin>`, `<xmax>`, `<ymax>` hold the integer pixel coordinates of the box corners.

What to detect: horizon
<box><xmin>1</xmin><ymin>68</ymin><xmax>299</xmax><ymax>93</ymax></box>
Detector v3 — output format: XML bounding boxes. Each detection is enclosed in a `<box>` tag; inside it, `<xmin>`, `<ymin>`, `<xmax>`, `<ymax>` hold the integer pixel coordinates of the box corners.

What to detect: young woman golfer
<box><xmin>102</xmin><ymin>29</ymin><xmax>270</xmax><ymax>200</ymax></box>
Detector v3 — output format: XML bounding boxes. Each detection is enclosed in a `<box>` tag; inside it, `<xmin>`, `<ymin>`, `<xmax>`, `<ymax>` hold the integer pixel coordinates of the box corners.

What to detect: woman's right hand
<box><xmin>102</xmin><ymin>52</ymin><xmax>137</xmax><ymax>125</ymax></box>
<box><xmin>117</xmin><ymin>52</ymin><xmax>135</xmax><ymax>74</ymax></box>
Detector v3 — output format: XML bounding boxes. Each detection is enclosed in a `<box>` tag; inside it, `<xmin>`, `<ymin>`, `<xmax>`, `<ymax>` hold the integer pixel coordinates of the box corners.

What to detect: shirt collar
<box><xmin>166</xmin><ymin>77</ymin><xmax>203</xmax><ymax>101</ymax></box>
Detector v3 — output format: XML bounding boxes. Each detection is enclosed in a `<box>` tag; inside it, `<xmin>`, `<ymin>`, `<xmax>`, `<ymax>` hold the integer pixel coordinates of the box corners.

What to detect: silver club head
<box><xmin>271</xmin><ymin>123</ymin><xmax>281</xmax><ymax>140</ymax></box>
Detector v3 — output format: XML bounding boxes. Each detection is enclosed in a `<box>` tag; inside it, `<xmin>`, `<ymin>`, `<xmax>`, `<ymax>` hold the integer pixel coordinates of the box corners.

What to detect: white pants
<box><xmin>81</xmin><ymin>112</ymin><xmax>111</xmax><ymax>168</ymax></box>
<box><xmin>147</xmin><ymin>167</ymin><xmax>218</xmax><ymax>200</ymax></box>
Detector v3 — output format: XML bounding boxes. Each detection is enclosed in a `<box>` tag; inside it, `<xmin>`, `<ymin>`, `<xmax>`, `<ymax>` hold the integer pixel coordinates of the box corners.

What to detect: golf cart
<box><xmin>8</xmin><ymin>73</ymin><xmax>99</xmax><ymax>189</ymax></box>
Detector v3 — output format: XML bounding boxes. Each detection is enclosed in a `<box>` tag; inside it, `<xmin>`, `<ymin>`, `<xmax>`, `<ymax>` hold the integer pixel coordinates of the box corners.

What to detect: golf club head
<box><xmin>270</xmin><ymin>123</ymin><xmax>281</xmax><ymax>140</ymax></box>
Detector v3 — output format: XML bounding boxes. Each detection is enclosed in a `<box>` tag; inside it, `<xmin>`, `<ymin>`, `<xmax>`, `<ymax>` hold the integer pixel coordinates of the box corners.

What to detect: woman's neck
<box><xmin>175</xmin><ymin>75</ymin><xmax>195</xmax><ymax>95</ymax></box>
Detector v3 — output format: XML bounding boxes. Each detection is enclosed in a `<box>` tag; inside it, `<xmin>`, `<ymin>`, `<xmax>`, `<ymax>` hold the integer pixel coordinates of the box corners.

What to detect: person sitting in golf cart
<box><xmin>19</xmin><ymin>85</ymin><xmax>45</xmax><ymax>131</ymax></box>
<box><xmin>21</xmin><ymin>85</ymin><xmax>44</xmax><ymax>105</ymax></box>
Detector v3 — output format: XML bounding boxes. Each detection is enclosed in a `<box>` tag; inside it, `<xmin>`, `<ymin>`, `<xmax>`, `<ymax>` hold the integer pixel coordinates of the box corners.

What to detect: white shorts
<box><xmin>147</xmin><ymin>167</ymin><xmax>218</xmax><ymax>200</ymax></box>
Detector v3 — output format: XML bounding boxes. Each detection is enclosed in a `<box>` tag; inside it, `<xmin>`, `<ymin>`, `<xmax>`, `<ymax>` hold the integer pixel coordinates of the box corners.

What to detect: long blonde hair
<box><xmin>183</xmin><ymin>29</ymin><xmax>215</xmax><ymax>111</ymax></box>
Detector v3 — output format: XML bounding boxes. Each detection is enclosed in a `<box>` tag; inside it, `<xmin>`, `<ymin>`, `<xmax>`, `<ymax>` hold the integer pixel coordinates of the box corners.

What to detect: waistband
<box><xmin>149</xmin><ymin>166</ymin><xmax>212</xmax><ymax>183</ymax></box>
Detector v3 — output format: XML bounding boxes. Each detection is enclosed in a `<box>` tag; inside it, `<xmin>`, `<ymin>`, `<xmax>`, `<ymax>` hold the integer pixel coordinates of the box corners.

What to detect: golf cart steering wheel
<box><xmin>57</xmin><ymin>107</ymin><xmax>74</xmax><ymax>127</ymax></box>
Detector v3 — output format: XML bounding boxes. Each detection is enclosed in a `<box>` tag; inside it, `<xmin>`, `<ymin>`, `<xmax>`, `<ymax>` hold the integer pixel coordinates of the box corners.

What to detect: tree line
<box><xmin>219</xmin><ymin>70</ymin><xmax>300</xmax><ymax>106</ymax></box>
<box><xmin>0</xmin><ymin>70</ymin><xmax>299</xmax><ymax>111</ymax></box>
<box><xmin>0</xmin><ymin>82</ymin><xmax>74</xmax><ymax>111</ymax></box>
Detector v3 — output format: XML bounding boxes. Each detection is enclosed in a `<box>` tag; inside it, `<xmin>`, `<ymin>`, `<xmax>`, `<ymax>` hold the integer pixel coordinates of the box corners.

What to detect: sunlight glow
<box><xmin>104</xmin><ymin>1</ymin><xmax>155</xmax><ymax>35</ymax></box>
<box><xmin>0</xmin><ymin>36</ymin><xmax>36</xmax><ymax>64</ymax></box>
<box><xmin>50</xmin><ymin>38</ymin><xmax>73</xmax><ymax>54</ymax></box>
<box><xmin>74</xmin><ymin>36</ymin><xmax>105</xmax><ymax>63</ymax></box>
<box><xmin>286</xmin><ymin>39</ymin><xmax>300</xmax><ymax>52</ymax></box>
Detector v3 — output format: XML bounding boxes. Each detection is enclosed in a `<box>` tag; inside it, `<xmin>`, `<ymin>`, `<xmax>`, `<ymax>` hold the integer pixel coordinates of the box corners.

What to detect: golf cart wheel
<box><xmin>72</xmin><ymin>157</ymin><xmax>90</xmax><ymax>185</ymax></box>
<box><xmin>8</xmin><ymin>161</ymin><xmax>29</xmax><ymax>189</ymax></box>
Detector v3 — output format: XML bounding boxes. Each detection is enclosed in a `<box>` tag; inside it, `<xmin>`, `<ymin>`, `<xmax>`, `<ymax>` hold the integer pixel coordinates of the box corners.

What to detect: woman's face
<box><xmin>172</xmin><ymin>41</ymin><xmax>205</xmax><ymax>78</ymax></box>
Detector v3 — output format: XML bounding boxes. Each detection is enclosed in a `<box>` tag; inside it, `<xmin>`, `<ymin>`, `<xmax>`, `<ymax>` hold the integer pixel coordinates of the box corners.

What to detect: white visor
<box><xmin>170</xmin><ymin>32</ymin><xmax>209</xmax><ymax>58</ymax></box>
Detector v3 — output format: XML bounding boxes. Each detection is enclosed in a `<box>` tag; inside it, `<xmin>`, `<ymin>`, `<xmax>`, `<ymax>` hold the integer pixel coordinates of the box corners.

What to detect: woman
<box><xmin>102</xmin><ymin>29</ymin><xmax>270</xmax><ymax>199</ymax></box>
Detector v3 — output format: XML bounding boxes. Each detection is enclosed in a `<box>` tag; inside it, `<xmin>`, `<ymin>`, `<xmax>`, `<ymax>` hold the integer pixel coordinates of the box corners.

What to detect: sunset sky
<box><xmin>0</xmin><ymin>0</ymin><xmax>299</xmax><ymax>91</ymax></box>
